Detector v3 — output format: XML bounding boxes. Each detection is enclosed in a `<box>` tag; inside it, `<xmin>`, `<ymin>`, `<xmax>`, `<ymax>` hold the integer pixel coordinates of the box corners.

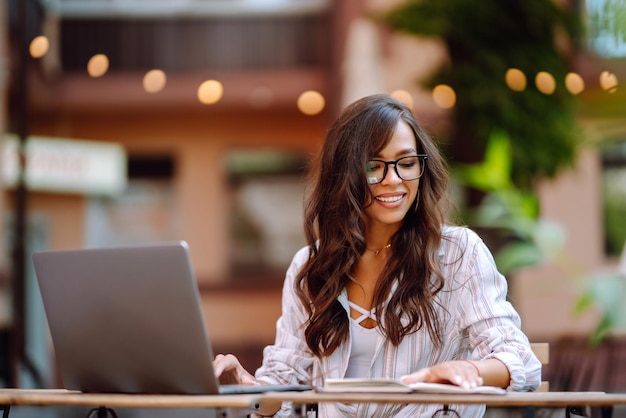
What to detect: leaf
<box><xmin>495</xmin><ymin>242</ymin><xmax>544</xmax><ymax>275</ymax></box>
<box><xmin>532</xmin><ymin>220</ymin><xmax>568</xmax><ymax>258</ymax></box>
<box><xmin>453</xmin><ymin>130</ymin><xmax>513</xmax><ymax>192</ymax></box>
<box><xmin>581</xmin><ymin>273</ymin><xmax>626</xmax><ymax>344</ymax></box>
<box><xmin>574</xmin><ymin>292</ymin><xmax>594</xmax><ymax>314</ymax></box>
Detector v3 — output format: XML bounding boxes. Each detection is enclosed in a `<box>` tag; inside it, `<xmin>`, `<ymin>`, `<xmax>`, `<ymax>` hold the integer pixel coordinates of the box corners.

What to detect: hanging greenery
<box><xmin>382</xmin><ymin>0</ymin><xmax>583</xmax><ymax>191</ymax></box>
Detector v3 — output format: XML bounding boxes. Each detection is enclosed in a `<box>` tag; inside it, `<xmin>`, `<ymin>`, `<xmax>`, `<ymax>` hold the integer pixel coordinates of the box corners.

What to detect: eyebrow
<box><xmin>373</xmin><ymin>148</ymin><xmax>418</xmax><ymax>159</ymax></box>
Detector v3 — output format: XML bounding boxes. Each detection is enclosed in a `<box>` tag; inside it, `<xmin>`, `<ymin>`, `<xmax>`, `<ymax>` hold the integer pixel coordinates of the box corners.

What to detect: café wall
<box><xmin>25</xmin><ymin>109</ymin><xmax>327</xmax><ymax>281</ymax></box>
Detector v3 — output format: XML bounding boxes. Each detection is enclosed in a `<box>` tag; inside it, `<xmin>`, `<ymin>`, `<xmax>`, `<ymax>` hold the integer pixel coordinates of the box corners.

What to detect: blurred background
<box><xmin>0</xmin><ymin>0</ymin><xmax>625</xmax><ymax>414</ymax></box>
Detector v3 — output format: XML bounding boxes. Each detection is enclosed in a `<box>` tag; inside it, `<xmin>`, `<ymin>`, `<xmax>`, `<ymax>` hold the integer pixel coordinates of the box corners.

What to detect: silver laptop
<box><xmin>32</xmin><ymin>241</ymin><xmax>309</xmax><ymax>395</ymax></box>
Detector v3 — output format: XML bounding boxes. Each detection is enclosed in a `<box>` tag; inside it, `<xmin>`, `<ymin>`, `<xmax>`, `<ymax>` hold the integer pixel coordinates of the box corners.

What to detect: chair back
<box><xmin>530</xmin><ymin>342</ymin><xmax>549</xmax><ymax>392</ymax></box>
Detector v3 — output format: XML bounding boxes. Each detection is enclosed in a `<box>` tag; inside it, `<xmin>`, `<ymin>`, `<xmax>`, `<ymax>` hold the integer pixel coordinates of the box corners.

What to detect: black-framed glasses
<box><xmin>366</xmin><ymin>154</ymin><xmax>428</xmax><ymax>184</ymax></box>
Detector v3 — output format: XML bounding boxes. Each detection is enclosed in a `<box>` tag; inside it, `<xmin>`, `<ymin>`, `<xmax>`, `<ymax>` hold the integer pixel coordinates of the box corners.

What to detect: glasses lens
<box><xmin>366</xmin><ymin>160</ymin><xmax>386</xmax><ymax>184</ymax></box>
<box><xmin>396</xmin><ymin>156</ymin><xmax>423</xmax><ymax>181</ymax></box>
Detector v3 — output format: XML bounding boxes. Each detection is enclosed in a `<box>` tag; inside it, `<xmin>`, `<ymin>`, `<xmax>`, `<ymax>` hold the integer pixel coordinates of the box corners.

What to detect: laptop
<box><xmin>31</xmin><ymin>241</ymin><xmax>310</xmax><ymax>395</ymax></box>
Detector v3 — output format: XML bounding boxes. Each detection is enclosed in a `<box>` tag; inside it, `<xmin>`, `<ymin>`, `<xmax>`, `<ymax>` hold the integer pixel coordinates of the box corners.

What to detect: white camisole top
<box><xmin>344</xmin><ymin>301</ymin><xmax>381</xmax><ymax>378</ymax></box>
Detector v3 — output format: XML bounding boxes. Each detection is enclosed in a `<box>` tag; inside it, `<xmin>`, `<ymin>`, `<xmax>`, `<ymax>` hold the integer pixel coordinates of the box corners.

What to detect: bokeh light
<box><xmin>390</xmin><ymin>89</ymin><xmax>414</xmax><ymax>108</ymax></box>
<box><xmin>29</xmin><ymin>36</ymin><xmax>49</xmax><ymax>59</ymax></box>
<box><xmin>87</xmin><ymin>54</ymin><xmax>109</xmax><ymax>78</ymax></box>
<box><xmin>599</xmin><ymin>71</ymin><xmax>619</xmax><ymax>93</ymax></box>
<box><xmin>432</xmin><ymin>84</ymin><xmax>456</xmax><ymax>109</ymax></box>
<box><xmin>143</xmin><ymin>69</ymin><xmax>167</xmax><ymax>93</ymax></box>
<box><xmin>197</xmin><ymin>80</ymin><xmax>224</xmax><ymax>105</ymax></box>
<box><xmin>297</xmin><ymin>90</ymin><xmax>325</xmax><ymax>115</ymax></box>
<box><xmin>505</xmin><ymin>68</ymin><xmax>527</xmax><ymax>92</ymax></box>
<box><xmin>565</xmin><ymin>72</ymin><xmax>585</xmax><ymax>95</ymax></box>
<box><xmin>249</xmin><ymin>86</ymin><xmax>274</xmax><ymax>109</ymax></box>
<box><xmin>535</xmin><ymin>71</ymin><xmax>556</xmax><ymax>95</ymax></box>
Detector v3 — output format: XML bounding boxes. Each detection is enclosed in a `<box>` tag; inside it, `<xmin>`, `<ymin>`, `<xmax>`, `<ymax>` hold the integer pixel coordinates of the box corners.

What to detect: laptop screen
<box><xmin>33</xmin><ymin>241</ymin><xmax>221</xmax><ymax>394</ymax></box>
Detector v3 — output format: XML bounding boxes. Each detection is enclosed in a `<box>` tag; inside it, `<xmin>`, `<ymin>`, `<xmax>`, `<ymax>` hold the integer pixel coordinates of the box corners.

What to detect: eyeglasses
<box><xmin>366</xmin><ymin>154</ymin><xmax>428</xmax><ymax>184</ymax></box>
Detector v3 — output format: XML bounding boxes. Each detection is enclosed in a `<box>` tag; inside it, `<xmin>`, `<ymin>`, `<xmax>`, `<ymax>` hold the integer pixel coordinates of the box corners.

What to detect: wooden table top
<box><xmin>2</xmin><ymin>389</ymin><xmax>626</xmax><ymax>409</ymax></box>
<box><xmin>0</xmin><ymin>389</ymin><xmax>261</xmax><ymax>408</ymax></box>
<box><xmin>262</xmin><ymin>390</ymin><xmax>626</xmax><ymax>407</ymax></box>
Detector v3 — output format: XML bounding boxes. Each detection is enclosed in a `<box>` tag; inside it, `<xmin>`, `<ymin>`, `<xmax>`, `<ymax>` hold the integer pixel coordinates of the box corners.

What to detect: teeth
<box><xmin>376</xmin><ymin>195</ymin><xmax>403</xmax><ymax>203</ymax></box>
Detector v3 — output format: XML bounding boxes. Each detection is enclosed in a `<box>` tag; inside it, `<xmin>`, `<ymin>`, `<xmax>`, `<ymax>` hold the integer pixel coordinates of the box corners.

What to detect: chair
<box><xmin>521</xmin><ymin>343</ymin><xmax>550</xmax><ymax>418</ymax></box>
<box><xmin>486</xmin><ymin>343</ymin><xmax>550</xmax><ymax>418</ymax></box>
<box><xmin>530</xmin><ymin>342</ymin><xmax>550</xmax><ymax>392</ymax></box>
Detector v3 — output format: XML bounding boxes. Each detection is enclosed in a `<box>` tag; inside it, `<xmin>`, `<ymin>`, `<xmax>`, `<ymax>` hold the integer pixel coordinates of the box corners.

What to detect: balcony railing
<box><xmin>59</xmin><ymin>14</ymin><xmax>331</xmax><ymax>72</ymax></box>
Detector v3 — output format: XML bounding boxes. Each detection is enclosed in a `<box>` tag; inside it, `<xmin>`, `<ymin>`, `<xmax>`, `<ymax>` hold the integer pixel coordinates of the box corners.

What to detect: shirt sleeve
<box><xmin>454</xmin><ymin>229</ymin><xmax>542</xmax><ymax>391</ymax></box>
<box><xmin>254</xmin><ymin>246</ymin><xmax>317</xmax><ymax>386</ymax></box>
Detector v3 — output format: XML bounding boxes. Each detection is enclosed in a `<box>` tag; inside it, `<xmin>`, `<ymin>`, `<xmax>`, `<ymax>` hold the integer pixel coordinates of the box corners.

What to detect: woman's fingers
<box><xmin>401</xmin><ymin>361</ymin><xmax>483</xmax><ymax>388</ymax></box>
<box><xmin>213</xmin><ymin>353</ymin><xmax>260</xmax><ymax>386</ymax></box>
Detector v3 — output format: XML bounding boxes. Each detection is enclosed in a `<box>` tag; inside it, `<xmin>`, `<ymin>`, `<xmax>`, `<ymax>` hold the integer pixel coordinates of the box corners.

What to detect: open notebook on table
<box><xmin>321</xmin><ymin>378</ymin><xmax>506</xmax><ymax>395</ymax></box>
<box><xmin>32</xmin><ymin>241</ymin><xmax>309</xmax><ymax>395</ymax></box>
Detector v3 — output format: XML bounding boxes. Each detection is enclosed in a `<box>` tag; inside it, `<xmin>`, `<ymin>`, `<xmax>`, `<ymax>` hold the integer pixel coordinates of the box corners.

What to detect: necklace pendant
<box><xmin>367</xmin><ymin>243</ymin><xmax>391</xmax><ymax>256</ymax></box>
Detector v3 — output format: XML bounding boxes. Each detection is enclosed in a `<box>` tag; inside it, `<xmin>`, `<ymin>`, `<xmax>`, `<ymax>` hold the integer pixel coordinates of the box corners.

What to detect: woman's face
<box><xmin>364</xmin><ymin>120</ymin><xmax>420</xmax><ymax>231</ymax></box>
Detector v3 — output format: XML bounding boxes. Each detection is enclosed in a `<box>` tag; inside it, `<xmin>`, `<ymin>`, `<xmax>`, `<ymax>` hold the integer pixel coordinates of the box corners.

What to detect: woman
<box><xmin>214</xmin><ymin>94</ymin><xmax>541</xmax><ymax>417</ymax></box>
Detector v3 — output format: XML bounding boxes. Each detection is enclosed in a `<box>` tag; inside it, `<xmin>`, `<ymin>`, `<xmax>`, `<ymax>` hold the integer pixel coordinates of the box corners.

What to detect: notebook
<box><xmin>31</xmin><ymin>241</ymin><xmax>310</xmax><ymax>395</ymax></box>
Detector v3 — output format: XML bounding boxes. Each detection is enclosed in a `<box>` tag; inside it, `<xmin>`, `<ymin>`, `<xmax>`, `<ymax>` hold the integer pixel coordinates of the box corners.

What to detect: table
<box><xmin>263</xmin><ymin>390</ymin><xmax>626</xmax><ymax>407</ymax></box>
<box><xmin>2</xmin><ymin>389</ymin><xmax>626</xmax><ymax>418</ymax></box>
<box><xmin>264</xmin><ymin>390</ymin><xmax>626</xmax><ymax>417</ymax></box>
<box><xmin>0</xmin><ymin>389</ymin><xmax>262</xmax><ymax>418</ymax></box>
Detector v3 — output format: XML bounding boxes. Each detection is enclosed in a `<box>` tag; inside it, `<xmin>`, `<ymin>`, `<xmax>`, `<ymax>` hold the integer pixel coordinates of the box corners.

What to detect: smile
<box><xmin>376</xmin><ymin>194</ymin><xmax>405</xmax><ymax>203</ymax></box>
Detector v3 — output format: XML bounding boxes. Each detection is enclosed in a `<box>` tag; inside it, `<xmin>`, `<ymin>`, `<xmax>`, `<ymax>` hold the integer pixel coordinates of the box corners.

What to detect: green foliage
<box><xmin>602</xmin><ymin>166</ymin><xmax>626</xmax><ymax>256</ymax></box>
<box><xmin>382</xmin><ymin>0</ymin><xmax>583</xmax><ymax>190</ymax></box>
<box><xmin>384</xmin><ymin>1</ymin><xmax>626</xmax><ymax>344</ymax></box>
<box><xmin>575</xmin><ymin>272</ymin><xmax>626</xmax><ymax>345</ymax></box>
<box><xmin>453</xmin><ymin>131</ymin><xmax>564</xmax><ymax>276</ymax></box>
<box><xmin>456</xmin><ymin>132</ymin><xmax>626</xmax><ymax>345</ymax></box>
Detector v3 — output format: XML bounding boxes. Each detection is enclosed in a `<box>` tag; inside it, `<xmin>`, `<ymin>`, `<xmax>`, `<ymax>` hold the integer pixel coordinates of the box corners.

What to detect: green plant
<box><xmin>453</xmin><ymin>130</ymin><xmax>564</xmax><ymax>276</ymax></box>
<box><xmin>455</xmin><ymin>131</ymin><xmax>626</xmax><ymax>345</ymax></box>
<box><xmin>382</xmin><ymin>0</ymin><xmax>583</xmax><ymax>191</ymax></box>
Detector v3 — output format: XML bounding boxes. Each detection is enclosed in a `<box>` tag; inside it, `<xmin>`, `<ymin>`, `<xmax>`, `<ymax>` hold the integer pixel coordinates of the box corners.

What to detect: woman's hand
<box><xmin>401</xmin><ymin>360</ymin><xmax>484</xmax><ymax>389</ymax></box>
<box><xmin>213</xmin><ymin>354</ymin><xmax>260</xmax><ymax>385</ymax></box>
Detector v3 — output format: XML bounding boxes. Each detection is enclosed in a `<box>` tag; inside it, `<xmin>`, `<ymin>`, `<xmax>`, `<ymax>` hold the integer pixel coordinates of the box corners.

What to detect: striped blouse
<box><xmin>255</xmin><ymin>225</ymin><xmax>542</xmax><ymax>418</ymax></box>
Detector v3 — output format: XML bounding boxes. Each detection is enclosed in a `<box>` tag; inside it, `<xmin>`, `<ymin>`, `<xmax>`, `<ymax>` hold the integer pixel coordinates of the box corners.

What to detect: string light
<box><xmin>535</xmin><ymin>72</ymin><xmax>556</xmax><ymax>95</ymax></box>
<box><xmin>505</xmin><ymin>68</ymin><xmax>527</xmax><ymax>91</ymax></box>
<box><xmin>197</xmin><ymin>80</ymin><xmax>224</xmax><ymax>105</ymax></box>
<box><xmin>565</xmin><ymin>72</ymin><xmax>585</xmax><ymax>95</ymax></box>
<box><xmin>599</xmin><ymin>71</ymin><xmax>618</xmax><ymax>93</ymax></box>
<box><xmin>28</xmin><ymin>48</ymin><xmax>620</xmax><ymax>107</ymax></box>
<box><xmin>143</xmin><ymin>69</ymin><xmax>167</xmax><ymax>93</ymax></box>
<box><xmin>432</xmin><ymin>84</ymin><xmax>456</xmax><ymax>109</ymax></box>
<box><xmin>29</xmin><ymin>36</ymin><xmax>49</xmax><ymax>59</ymax></box>
<box><xmin>297</xmin><ymin>90</ymin><xmax>325</xmax><ymax>115</ymax></box>
<box><xmin>87</xmin><ymin>54</ymin><xmax>109</xmax><ymax>78</ymax></box>
<box><xmin>390</xmin><ymin>89</ymin><xmax>414</xmax><ymax>108</ymax></box>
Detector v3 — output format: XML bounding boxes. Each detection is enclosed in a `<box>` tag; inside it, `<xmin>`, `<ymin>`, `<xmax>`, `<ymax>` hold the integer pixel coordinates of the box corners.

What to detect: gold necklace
<box><xmin>366</xmin><ymin>243</ymin><xmax>391</xmax><ymax>256</ymax></box>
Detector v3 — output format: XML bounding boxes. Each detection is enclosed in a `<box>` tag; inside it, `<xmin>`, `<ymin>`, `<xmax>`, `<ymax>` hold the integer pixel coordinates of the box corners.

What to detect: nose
<box><xmin>380</xmin><ymin>163</ymin><xmax>402</xmax><ymax>185</ymax></box>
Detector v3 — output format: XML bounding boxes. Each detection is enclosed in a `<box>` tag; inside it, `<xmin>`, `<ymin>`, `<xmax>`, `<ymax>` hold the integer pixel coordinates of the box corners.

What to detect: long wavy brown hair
<box><xmin>295</xmin><ymin>94</ymin><xmax>450</xmax><ymax>357</ymax></box>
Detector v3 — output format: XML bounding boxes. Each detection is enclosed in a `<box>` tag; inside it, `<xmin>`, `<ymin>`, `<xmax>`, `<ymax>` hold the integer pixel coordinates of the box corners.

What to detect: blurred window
<box><xmin>227</xmin><ymin>150</ymin><xmax>309</xmax><ymax>280</ymax></box>
<box><xmin>586</xmin><ymin>0</ymin><xmax>626</xmax><ymax>58</ymax></box>
<box><xmin>85</xmin><ymin>154</ymin><xmax>180</xmax><ymax>247</ymax></box>
<box><xmin>600</xmin><ymin>139</ymin><xmax>626</xmax><ymax>257</ymax></box>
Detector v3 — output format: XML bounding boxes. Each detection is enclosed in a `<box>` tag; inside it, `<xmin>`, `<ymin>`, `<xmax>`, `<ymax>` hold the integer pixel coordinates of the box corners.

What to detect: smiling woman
<box><xmin>213</xmin><ymin>94</ymin><xmax>541</xmax><ymax>418</ymax></box>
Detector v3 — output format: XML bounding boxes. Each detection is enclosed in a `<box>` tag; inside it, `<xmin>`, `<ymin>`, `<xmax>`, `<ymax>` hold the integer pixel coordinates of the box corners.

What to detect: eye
<box><xmin>398</xmin><ymin>157</ymin><xmax>418</xmax><ymax>168</ymax></box>
<box><xmin>366</xmin><ymin>161</ymin><xmax>383</xmax><ymax>172</ymax></box>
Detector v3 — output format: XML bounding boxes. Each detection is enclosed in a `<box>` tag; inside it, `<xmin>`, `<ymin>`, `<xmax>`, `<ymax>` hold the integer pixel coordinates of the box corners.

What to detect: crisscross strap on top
<box><xmin>348</xmin><ymin>301</ymin><xmax>378</xmax><ymax>325</ymax></box>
